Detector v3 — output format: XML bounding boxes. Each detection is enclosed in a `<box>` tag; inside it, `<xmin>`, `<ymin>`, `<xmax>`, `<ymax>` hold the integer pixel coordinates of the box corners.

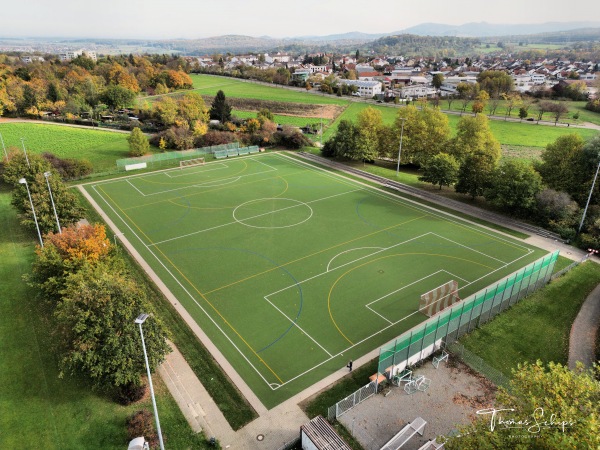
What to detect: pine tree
<box><xmin>209</xmin><ymin>90</ymin><xmax>232</xmax><ymax>123</ymax></box>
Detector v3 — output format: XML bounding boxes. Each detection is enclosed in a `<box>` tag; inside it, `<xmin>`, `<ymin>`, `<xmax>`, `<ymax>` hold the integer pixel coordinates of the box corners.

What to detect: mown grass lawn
<box><xmin>190</xmin><ymin>73</ymin><xmax>349</xmax><ymax>105</ymax></box>
<box><xmin>460</xmin><ymin>261</ymin><xmax>600</xmax><ymax>377</ymax></box>
<box><xmin>0</xmin><ymin>123</ymin><xmax>160</xmax><ymax>172</ymax></box>
<box><xmin>0</xmin><ymin>184</ymin><xmax>209</xmax><ymax>449</ymax></box>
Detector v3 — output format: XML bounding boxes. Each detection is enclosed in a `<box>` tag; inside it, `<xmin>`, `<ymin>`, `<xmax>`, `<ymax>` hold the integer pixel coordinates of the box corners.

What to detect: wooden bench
<box><xmin>380</xmin><ymin>416</ymin><xmax>427</xmax><ymax>450</ymax></box>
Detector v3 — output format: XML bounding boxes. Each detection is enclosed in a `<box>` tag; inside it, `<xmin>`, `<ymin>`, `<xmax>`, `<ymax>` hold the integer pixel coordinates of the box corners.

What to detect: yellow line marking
<box><xmin>98</xmin><ymin>185</ymin><xmax>283</xmax><ymax>384</ymax></box>
<box><xmin>205</xmin><ymin>215</ymin><xmax>427</xmax><ymax>295</ymax></box>
<box><xmin>327</xmin><ymin>252</ymin><xmax>495</xmax><ymax>344</ymax></box>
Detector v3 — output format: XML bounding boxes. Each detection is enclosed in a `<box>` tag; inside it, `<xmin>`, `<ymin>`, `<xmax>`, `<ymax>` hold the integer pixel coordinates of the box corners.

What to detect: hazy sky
<box><xmin>4</xmin><ymin>0</ymin><xmax>600</xmax><ymax>39</ymax></box>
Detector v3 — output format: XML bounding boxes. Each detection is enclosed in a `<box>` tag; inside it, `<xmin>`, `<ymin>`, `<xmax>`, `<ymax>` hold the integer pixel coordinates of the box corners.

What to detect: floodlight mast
<box><xmin>20</xmin><ymin>138</ymin><xmax>30</xmax><ymax>168</ymax></box>
<box><xmin>135</xmin><ymin>313</ymin><xmax>164</xmax><ymax>450</ymax></box>
<box><xmin>0</xmin><ymin>132</ymin><xmax>7</xmax><ymax>162</ymax></box>
<box><xmin>18</xmin><ymin>178</ymin><xmax>43</xmax><ymax>247</ymax></box>
<box><xmin>43</xmin><ymin>171</ymin><xmax>62</xmax><ymax>234</ymax></box>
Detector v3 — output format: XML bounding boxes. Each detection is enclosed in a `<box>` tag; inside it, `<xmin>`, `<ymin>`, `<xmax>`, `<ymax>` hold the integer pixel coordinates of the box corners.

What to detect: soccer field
<box><xmin>82</xmin><ymin>153</ymin><xmax>546</xmax><ymax>407</ymax></box>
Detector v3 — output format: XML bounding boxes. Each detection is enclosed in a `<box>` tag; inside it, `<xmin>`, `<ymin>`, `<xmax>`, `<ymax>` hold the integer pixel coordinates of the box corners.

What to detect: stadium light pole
<box><xmin>43</xmin><ymin>171</ymin><xmax>61</xmax><ymax>234</ymax></box>
<box><xmin>19</xmin><ymin>178</ymin><xmax>43</xmax><ymax>247</ymax></box>
<box><xmin>578</xmin><ymin>154</ymin><xmax>600</xmax><ymax>234</ymax></box>
<box><xmin>135</xmin><ymin>313</ymin><xmax>165</xmax><ymax>450</ymax></box>
<box><xmin>0</xmin><ymin>132</ymin><xmax>7</xmax><ymax>162</ymax></box>
<box><xmin>396</xmin><ymin>117</ymin><xmax>407</xmax><ymax>176</ymax></box>
<box><xmin>20</xmin><ymin>138</ymin><xmax>30</xmax><ymax>168</ymax></box>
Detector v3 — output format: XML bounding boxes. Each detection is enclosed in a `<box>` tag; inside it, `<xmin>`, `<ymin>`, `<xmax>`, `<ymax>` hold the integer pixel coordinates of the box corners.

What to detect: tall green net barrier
<box><xmin>377</xmin><ymin>250</ymin><xmax>559</xmax><ymax>376</ymax></box>
<box><xmin>116</xmin><ymin>143</ymin><xmax>241</xmax><ymax>171</ymax></box>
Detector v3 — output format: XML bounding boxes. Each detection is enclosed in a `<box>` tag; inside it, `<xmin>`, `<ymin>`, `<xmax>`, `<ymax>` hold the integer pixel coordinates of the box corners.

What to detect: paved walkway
<box><xmin>568</xmin><ymin>283</ymin><xmax>600</xmax><ymax>369</ymax></box>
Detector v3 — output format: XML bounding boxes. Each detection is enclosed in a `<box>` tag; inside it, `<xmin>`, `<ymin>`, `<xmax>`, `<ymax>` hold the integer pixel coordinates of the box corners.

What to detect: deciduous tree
<box><xmin>127</xmin><ymin>127</ymin><xmax>149</xmax><ymax>157</ymax></box>
<box><xmin>484</xmin><ymin>160</ymin><xmax>543</xmax><ymax>216</ymax></box>
<box><xmin>443</xmin><ymin>362</ymin><xmax>600</xmax><ymax>450</ymax></box>
<box><xmin>418</xmin><ymin>153</ymin><xmax>459</xmax><ymax>189</ymax></box>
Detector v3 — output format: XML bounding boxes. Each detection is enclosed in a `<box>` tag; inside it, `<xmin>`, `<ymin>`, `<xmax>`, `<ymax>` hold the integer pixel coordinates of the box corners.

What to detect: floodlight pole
<box><xmin>0</xmin><ymin>132</ymin><xmax>7</xmax><ymax>162</ymax></box>
<box><xmin>135</xmin><ymin>314</ymin><xmax>165</xmax><ymax>450</ymax></box>
<box><xmin>20</xmin><ymin>138</ymin><xmax>30</xmax><ymax>168</ymax></box>
<box><xmin>43</xmin><ymin>171</ymin><xmax>61</xmax><ymax>234</ymax></box>
<box><xmin>396</xmin><ymin>117</ymin><xmax>407</xmax><ymax>176</ymax></box>
<box><xmin>19</xmin><ymin>178</ymin><xmax>43</xmax><ymax>247</ymax></box>
<box><xmin>578</xmin><ymin>155</ymin><xmax>600</xmax><ymax>234</ymax></box>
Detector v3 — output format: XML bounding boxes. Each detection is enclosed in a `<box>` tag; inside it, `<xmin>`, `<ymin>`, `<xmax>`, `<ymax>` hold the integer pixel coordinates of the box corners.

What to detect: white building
<box><xmin>338</xmin><ymin>79</ymin><xmax>382</xmax><ymax>97</ymax></box>
<box><xmin>59</xmin><ymin>49</ymin><xmax>96</xmax><ymax>62</ymax></box>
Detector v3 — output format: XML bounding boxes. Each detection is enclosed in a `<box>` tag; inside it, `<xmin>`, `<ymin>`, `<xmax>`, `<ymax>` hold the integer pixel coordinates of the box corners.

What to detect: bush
<box><xmin>126</xmin><ymin>410</ymin><xmax>158</xmax><ymax>448</ymax></box>
<box><xmin>42</xmin><ymin>153</ymin><xmax>93</xmax><ymax>180</ymax></box>
<box><xmin>196</xmin><ymin>130</ymin><xmax>237</xmax><ymax>147</ymax></box>
<box><xmin>273</xmin><ymin>128</ymin><xmax>311</xmax><ymax>149</ymax></box>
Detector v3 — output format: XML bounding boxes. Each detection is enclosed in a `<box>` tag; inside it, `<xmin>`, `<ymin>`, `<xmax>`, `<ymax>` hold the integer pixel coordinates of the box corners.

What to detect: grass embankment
<box><xmin>233</xmin><ymin>109</ymin><xmax>329</xmax><ymax>127</ymax></box>
<box><xmin>0</xmin><ymin>122</ymin><xmax>158</xmax><ymax>172</ymax></box>
<box><xmin>72</xmin><ymin>189</ymin><xmax>257</xmax><ymax>430</ymax></box>
<box><xmin>0</xmin><ymin>184</ymin><xmax>208</xmax><ymax>449</ymax></box>
<box><xmin>460</xmin><ymin>261</ymin><xmax>600</xmax><ymax>377</ymax></box>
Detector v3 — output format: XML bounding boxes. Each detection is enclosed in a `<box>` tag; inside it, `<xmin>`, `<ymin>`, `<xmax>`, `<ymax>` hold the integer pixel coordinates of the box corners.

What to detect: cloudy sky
<box><xmin>4</xmin><ymin>0</ymin><xmax>599</xmax><ymax>39</ymax></box>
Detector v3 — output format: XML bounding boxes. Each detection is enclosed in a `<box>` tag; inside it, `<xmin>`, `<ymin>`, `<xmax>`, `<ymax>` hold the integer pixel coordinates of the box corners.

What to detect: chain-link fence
<box><xmin>327</xmin><ymin>381</ymin><xmax>378</xmax><ymax>421</ymax></box>
<box><xmin>446</xmin><ymin>342</ymin><xmax>511</xmax><ymax>389</ymax></box>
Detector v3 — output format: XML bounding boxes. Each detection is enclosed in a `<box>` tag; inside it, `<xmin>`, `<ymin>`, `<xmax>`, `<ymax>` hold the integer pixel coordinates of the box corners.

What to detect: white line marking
<box><xmin>326</xmin><ymin>247</ymin><xmax>385</xmax><ymax>272</ymax></box>
<box><xmin>149</xmin><ymin>188</ymin><xmax>363</xmax><ymax>246</ymax></box>
<box><xmin>127</xmin><ymin>179</ymin><xmax>146</xmax><ymax>197</ymax></box>
<box><xmin>91</xmin><ymin>184</ymin><xmax>280</xmax><ymax>389</ymax></box>
<box><xmin>432</xmin><ymin>232</ymin><xmax>508</xmax><ymax>264</ymax></box>
<box><xmin>263</xmin><ymin>296</ymin><xmax>333</xmax><ymax>357</ymax></box>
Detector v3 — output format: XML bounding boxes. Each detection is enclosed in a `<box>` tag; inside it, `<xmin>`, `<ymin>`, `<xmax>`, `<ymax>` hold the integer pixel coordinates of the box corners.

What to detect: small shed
<box><xmin>301</xmin><ymin>416</ymin><xmax>351</xmax><ymax>450</ymax></box>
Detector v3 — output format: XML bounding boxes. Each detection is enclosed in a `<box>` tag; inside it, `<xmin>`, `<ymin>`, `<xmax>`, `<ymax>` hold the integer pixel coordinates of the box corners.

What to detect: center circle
<box><xmin>233</xmin><ymin>198</ymin><xmax>313</xmax><ymax>229</ymax></box>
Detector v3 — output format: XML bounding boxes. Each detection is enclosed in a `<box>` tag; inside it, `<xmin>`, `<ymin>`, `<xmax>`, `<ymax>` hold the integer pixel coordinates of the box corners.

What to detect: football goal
<box><xmin>419</xmin><ymin>280</ymin><xmax>461</xmax><ymax>317</ymax></box>
<box><xmin>180</xmin><ymin>157</ymin><xmax>205</xmax><ymax>169</ymax></box>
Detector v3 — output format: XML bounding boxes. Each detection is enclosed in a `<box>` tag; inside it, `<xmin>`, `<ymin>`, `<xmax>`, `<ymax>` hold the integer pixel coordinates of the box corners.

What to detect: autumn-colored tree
<box><xmin>443</xmin><ymin>362</ymin><xmax>600</xmax><ymax>450</ymax></box>
<box><xmin>355</xmin><ymin>107</ymin><xmax>383</xmax><ymax>162</ymax></box>
<box><xmin>448</xmin><ymin>114</ymin><xmax>501</xmax><ymax>163</ymax></box>
<box><xmin>28</xmin><ymin>223</ymin><xmax>112</xmax><ymax>303</ymax></box>
<box><xmin>176</xmin><ymin>92</ymin><xmax>208</xmax><ymax>127</ymax></box>
<box><xmin>391</xmin><ymin>105</ymin><xmax>451</xmax><ymax>165</ymax></box>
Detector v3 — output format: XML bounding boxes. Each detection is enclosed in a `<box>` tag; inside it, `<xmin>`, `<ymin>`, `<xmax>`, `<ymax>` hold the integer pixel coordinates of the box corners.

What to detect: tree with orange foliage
<box><xmin>29</xmin><ymin>223</ymin><xmax>113</xmax><ymax>303</ymax></box>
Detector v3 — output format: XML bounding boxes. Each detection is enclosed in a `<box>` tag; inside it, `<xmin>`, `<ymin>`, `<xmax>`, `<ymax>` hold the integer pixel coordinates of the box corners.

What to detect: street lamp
<box><xmin>135</xmin><ymin>313</ymin><xmax>165</xmax><ymax>450</ymax></box>
<box><xmin>43</xmin><ymin>172</ymin><xmax>61</xmax><ymax>234</ymax></box>
<box><xmin>18</xmin><ymin>178</ymin><xmax>43</xmax><ymax>247</ymax></box>
<box><xmin>578</xmin><ymin>155</ymin><xmax>600</xmax><ymax>234</ymax></box>
<box><xmin>396</xmin><ymin>117</ymin><xmax>407</xmax><ymax>176</ymax></box>
<box><xmin>20</xmin><ymin>138</ymin><xmax>30</xmax><ymax>168</ymax></box>
<box><xmin>0</xmin><ymin>132</ymin><xmax>7</xmax><ymax>162</ymax></box>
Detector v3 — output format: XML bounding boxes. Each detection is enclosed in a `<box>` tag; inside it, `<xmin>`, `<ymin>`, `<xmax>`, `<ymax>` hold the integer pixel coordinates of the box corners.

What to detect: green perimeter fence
<box><xmin>115</xmin><ymin>142</ymin><xmax>240</xmax><ymax>170</ymax></box>
<box><xmin>377</xmin><ymin>250</ymin><xmax>560</xmax><ymax>375</ymax></box>
<box><xmin>328</xmin><ymin>250</ymin><xmax>559</xmax><ymax>420</ymax></box>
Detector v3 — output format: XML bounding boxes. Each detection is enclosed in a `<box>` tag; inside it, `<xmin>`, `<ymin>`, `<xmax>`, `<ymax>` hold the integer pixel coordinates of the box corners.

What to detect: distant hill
<box><xmin>296</xmin><ymin>31</ymin><xmax>387</xmax><ymax>41</ymax></box>
<box><xmin>400</xmin><ymin>21</ymin><xmax>600</xmax><ymax>37</ymax></box>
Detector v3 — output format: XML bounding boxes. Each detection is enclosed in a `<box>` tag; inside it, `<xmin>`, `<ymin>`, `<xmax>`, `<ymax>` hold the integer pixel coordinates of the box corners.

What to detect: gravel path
<box><xmin>568</xmin><ymin>282</ymin><xmax>600</xmax><ymax>369</ymax></box>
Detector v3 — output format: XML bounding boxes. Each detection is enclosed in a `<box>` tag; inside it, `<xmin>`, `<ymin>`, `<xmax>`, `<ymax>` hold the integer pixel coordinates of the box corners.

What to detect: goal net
<box><xmin>180</xmin><ymin>157</ymin><xmax>205</xmax><ymax>169</ymax></box>
<box><xmin>419</xmin><ymin>280</ymin><xmax>461</xmax><ymax>317</ymax></box>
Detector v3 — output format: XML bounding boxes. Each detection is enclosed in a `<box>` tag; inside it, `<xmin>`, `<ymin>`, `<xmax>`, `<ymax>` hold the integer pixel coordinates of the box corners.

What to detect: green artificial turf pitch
<box><xmin>82</xmin><ymin>153</ymin><xmax>546</xmax><ymax>407</ymax></box>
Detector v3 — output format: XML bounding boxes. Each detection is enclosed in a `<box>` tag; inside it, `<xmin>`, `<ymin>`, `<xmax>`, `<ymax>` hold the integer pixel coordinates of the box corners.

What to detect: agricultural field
<box><xmin>0</xmin><ymin>123</ymin><xmax>157</xmax><ymax>172</ymax></box>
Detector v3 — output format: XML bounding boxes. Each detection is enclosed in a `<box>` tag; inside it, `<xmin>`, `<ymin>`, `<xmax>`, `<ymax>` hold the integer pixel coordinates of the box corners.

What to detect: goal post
<box><xmin>419</xmin><ymin>280</ymin><xmax>461</xmax><ymax>317</ymax></box>
<box><xmin>179</xmin><ymin>157</ymin><xmax>205</xmax><ymax>169</ymax></box>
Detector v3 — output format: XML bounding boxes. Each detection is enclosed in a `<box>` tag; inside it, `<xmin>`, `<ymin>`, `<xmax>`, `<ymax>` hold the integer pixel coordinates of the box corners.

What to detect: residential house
<box><xmin>338</xmin><ymin>79</ymin><xmax>382</xmax><ymax>97</ymax></box>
